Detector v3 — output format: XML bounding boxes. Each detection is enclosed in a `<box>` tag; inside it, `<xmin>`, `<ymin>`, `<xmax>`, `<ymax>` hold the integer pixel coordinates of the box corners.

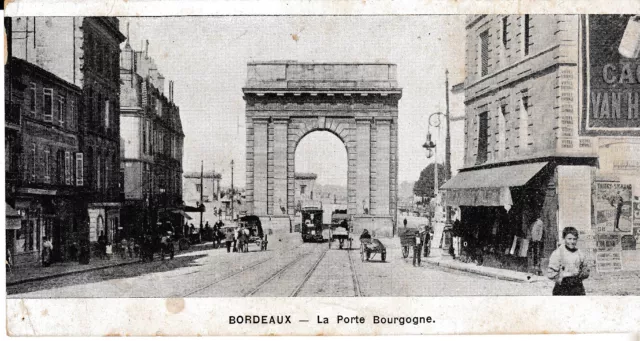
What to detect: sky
<box><xmin>121</xmin><ymin>16</ymin><xmax>466</xmax><ymax>188</ymax></box>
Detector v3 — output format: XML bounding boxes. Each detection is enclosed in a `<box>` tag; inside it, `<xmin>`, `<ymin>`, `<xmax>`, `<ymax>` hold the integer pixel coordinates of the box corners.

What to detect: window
<box><xmin>104</xmin><ymin>100</ymin><xmax>110</xmax><ymax>128</ymax></box>
<box><xmin>522</xmin><ymin>15</ymin><xmax>530</xmax><ymax>56</ymax></box>
<box><xmin>76</xmin><ymin>152</ymin><xmax>84</xmax><ymax>186</ymax></box>
<box><xmin>69</xmin><ymin>99</ymin><xmax>76</xmax><ymax>129</ymax></box>
<box><xmin>96</xmin><ymin>155</ymin><xmax>102</xmax><ymax>190</ymax></box>
<box><xmin>29</xmin><ymin>83</ymin><xmax>36</xmax><ymax>113</ymax></box>
<box><xmin>30</xmin><ymin>144</ymin><xmax>36</xmax><ymax>181</ymax></box>
<box><xmin>502</xmin><ymin>16</ymin><xmax>509</xmax><ymax>47</ymax></box>
<box><xmin>104</xmin><ymin>154</ymin><xmax>110</xmax><ymax>194</ymax></box>
<box><xmin>44</xmin><ymin>148</ymin><xmax>50</xmax><ymax>182</ymax></box>
<box><xmin>57</xmin><ymin>97</ymin><xmax>65</xmax><ymax>126</ymax></box>
<box><xmin>479</xmin><ymin>30</ymin><xmax>490</xmax><ymax>77</ymax></box>
<box><xmin>65</xmin><ymin>151</ymin><xmax>71</xmax><ymax>185</ymax></box>
<box><xmin>300</xmin><ymin>184</ymin><xmax>307</xmax><ymax>194</ymax></box>
<box><xmin>142</xmin><ymin>120</ymin><xmax>147</xmax><ymax>154</ymax></box>
<box><xmin>196</xmin><ymin>184</ymin><xmax>202</xmax><ymax>193</ymax></box>
<box><xmin>477</xmin><ymin>112</ymin><xmax>489</xmax><ymax>164</ymax></box>
<box><xmin>498</xmin><ymin>104</ymin><xmax>508</xmax><ymax>155</ymax></box>
<box><xmin>43</xmin><ymin>88</ymin><xmax>53</xmax><ymax>122</ymax></box>
<box><xmin>519</xmin><ymin>93</ymin><xmax>530</xmax><ymax>147</ymax></box>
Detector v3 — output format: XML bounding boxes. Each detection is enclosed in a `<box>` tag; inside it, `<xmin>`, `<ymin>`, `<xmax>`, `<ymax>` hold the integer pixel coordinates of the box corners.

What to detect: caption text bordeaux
<box><xmin>229</xmin><ymin>315</ymin><xmax>436</xmax><ymax>326</ymax></box>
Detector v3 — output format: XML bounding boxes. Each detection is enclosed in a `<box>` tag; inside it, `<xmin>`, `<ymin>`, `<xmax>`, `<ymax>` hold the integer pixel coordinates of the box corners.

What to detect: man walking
<box><xmin>413</xmin><ymin>226</ymin><xmax>426</xmax><ymax>266</ymax></box>
<box><xmin>530</xmin><ymin>216</ymin><xmax>545</xmax><ymax>275</ymax></box>
<box><xmin>225</xmin><ymin>228</ymin><xmax>234</xmax><ymax>253</ymax></box>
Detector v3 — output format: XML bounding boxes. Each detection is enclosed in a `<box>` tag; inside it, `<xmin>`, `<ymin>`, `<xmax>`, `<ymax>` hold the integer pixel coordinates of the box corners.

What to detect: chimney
<box><xmin>157</xmin><ymin>74</ymin><xmax>165</xmax><ymax>94</ymax></box>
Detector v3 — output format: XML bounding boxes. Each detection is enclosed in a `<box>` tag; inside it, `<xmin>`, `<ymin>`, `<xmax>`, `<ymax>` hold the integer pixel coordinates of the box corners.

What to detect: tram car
<box><xmin>301</xmin><ymin>205</ymin><xmax>324</xmax><ymax>242</ymax></box>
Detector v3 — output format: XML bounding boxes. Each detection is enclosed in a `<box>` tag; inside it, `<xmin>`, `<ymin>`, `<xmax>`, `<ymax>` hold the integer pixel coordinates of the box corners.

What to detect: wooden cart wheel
<box><xmin>402</xmin><ymin>246</ymin><xmax>409</xmax><ymax>258</ymax></box>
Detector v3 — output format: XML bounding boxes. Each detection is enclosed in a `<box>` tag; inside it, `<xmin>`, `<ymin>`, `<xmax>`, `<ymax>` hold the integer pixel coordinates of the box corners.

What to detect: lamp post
<box><xmin>424</xmin><ymin>111</ymin><xmax>453</xmax><ymax>255</ymax></box>
<box><xmin>230</xmin><ymin>159</ymin><xmax>235</xmax><ymax>221</ymax></box>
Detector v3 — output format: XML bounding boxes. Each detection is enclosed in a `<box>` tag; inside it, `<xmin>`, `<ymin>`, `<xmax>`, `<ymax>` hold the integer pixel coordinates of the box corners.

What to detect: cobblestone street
<box><xmin>8</xmin><ymin>230</ymin><xmax>559</xmax><ymax>298</ymax></box>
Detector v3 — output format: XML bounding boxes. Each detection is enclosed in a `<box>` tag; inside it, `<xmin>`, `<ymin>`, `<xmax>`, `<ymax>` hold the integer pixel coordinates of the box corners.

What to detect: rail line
<box><xmin>290</xmin><ymin>244</ymin><xmax>330</xmax><ymax>297</ymax></box>
<box><xmin>184</xmin><ymin>244</ymin><xmax>304</xmax><ymax>297</ymax></box>
<box><xmin>347</xmin><ymin>247</ymin><xmax>363</xmax><ymax>297</ymax></box>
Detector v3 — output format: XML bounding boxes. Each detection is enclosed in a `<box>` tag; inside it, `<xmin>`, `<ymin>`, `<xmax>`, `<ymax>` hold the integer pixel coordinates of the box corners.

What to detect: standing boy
<box><xmin>547</xmin><ymin>226</ymin><xmax>590</xmax><ymax>296</ymax></box>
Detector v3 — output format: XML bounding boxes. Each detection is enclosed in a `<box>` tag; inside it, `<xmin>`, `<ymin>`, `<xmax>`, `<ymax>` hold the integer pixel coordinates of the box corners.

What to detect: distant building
<box><xmin>120</xmin><ymin>35</ymin><xmax>185</xmax><ymax>236</ymax></box>
<box><xmin>294</xmin><ymin>172</ymin><xmax>317</xmax><ymax>212</ymax></box>
<box><xmin>182</xmin><ymin>172</ymin><xmax>222</xmax><ymax>205</ymax></box>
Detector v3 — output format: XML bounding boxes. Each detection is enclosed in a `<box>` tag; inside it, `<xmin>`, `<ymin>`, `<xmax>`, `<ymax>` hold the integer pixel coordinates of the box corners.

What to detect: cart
<box><xmin>399</xmin><ymin>227</ymin><xmax>419</xmax><ymax>258</ymax></box>
<box><xmin>330</xmin><ymin>226</ymin><xmax>352</xmax><ymax>250</ymax></box>
<box><xmin>360</xmin><ymin>238</ymin><xmax>386</xmax><ymax>262</ymax></box>
<box><xmin>238</xmin><ymin>216</ymin><xmax>268</xmax><ymax>252</ymax></box>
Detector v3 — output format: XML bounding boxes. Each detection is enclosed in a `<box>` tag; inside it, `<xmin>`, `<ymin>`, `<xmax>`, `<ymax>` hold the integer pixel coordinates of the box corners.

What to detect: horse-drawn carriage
<box><xmin>238</xmin><ymin>215</ymin><xmax>268</xmax><ymax>252</ymax></box>
<box><xmin>399</xmin><ymin>227</ymin><xmax>420</xmax><ymax>258</ymax></box>
<box><xmin>329</xmin><ymin>210</ymin><xmax>353</xmax><ymax>249</ymax></box>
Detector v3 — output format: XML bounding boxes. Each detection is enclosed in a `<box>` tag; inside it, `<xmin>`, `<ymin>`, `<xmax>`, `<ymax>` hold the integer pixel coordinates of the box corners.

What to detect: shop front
<box><xmin>442</xmin><ymin>161</ymin><xmax>561</xmax><ymax>274</ymax></box>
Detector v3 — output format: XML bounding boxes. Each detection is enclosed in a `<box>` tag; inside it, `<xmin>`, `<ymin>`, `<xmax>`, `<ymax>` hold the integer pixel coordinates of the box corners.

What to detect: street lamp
<box><xmin>423</xmin><ymin>111</ymin><xmax>453</xmax><ymax>255</ymax></box>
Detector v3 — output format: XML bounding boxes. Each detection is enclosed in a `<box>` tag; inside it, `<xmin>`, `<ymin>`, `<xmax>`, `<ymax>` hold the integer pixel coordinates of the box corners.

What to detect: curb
<box><xmin>6</xmin><ymin>241</ymin><xmax>225</xmax><ymax>286</ymax></box>
<box><xmin>423</xmin><ymin>258</ymin><xmax>545</xmax><ymax>283</ymax></box>
<box><xmin>7</xmin><ymin>259</ymin><xmax>142</xmax><ymax>286</ymax></box>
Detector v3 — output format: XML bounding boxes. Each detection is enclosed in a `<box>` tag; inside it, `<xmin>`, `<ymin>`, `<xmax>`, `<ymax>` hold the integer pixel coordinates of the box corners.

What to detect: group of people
<box><xmin>223</xmin><ymin>224</ymin><xmax>260</xmax><ymax>253</ymax></box>
<box><xmin>446</xmin><ymin>216</ymin><xmax>591</xmax><ymax>296</ymax></box>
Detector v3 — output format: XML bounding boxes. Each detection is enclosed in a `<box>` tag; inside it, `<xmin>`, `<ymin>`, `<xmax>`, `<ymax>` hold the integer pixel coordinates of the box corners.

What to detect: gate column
<box><xmin>272</xmin><ymin>118</ymin><xmax>289</xmax><ymax>215</ymax></box>
<box><xmin>253</xmin><ymin>117</ymin><xmax>269</xmax><ymax>215</ymax></box>
<box><xmin>355</xmin><ymin>117</ymin><xmax>372</xmax><ymax>214</ymax></box>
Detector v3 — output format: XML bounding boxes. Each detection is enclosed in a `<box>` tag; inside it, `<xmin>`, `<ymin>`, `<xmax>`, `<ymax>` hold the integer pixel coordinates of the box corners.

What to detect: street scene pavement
<box><xmin>8</xmin><ymin>229</ymin><xmax>557</xmax><ymax>298</ymax></box>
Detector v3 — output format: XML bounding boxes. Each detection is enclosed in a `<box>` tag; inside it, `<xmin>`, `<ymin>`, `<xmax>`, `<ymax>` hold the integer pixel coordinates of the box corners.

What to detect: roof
<box><xmin>451</xmin><ymin>82</ymin><xmax>465</xmax><ymax>94</ymax></box>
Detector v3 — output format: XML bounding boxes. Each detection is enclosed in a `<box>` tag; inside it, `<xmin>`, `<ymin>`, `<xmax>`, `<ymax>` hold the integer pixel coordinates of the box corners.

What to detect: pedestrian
<box><xmin>413</xmin><ymin>226</ymin><xmax>425</xmax><ymax>266</ymax></box>
<box><xmin>42</xmin><ymin>237</ymin><xmax>53</xmax><ymax>267</ymax></box>
<box><xmin>452</xmin><ymin>218</ymin><xmax>463</xmax><ymax>259</ymax></box>
<box><xmin>403</xmin><ymin>217</ymin><xmax>408</xmax><ymax>228</ymax></box>
<box><xmin>233</xmin><ymin>226</ymin><xmax>240</xmax><ymax>252</ymax></box>
<box><xmin>547</xmin><ymin>226</ymin><xmax>590</xmax><ymax>296</ymax></box>
<box><xmin>530</xmin><ymin>216</ymin><xmax>545</xmax><ymax>275</ymax></box>
<box><xmin>225</xmin><ymin>227</ymin><xmax>234</xmax><ymax>253</ymax></box>
<box><xmin>359</xmin><ymin>229</ymin><xmax>372</xmax><ymax>261</ymax></box>
<box><xmin>98</xmin><ymin>232</ymin><xmax>107</xmax><ymax>259</ymax></box>
<box><xmin>423</xmin><ymin>224</ymin><xmax>433</xmax><ymax>258</ymax></box>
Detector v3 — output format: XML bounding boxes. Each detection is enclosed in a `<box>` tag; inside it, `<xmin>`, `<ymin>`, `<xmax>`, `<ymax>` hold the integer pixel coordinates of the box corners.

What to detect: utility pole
<box><xmin>230</xmin><ymin>159</ymin><xmax>235</xmax><ymax>221</ymax></box>
<box><xmin>444</xmin><ymin>69</ymin><xmax>453</xmax><ymax>227</ymax></box>
<box><xmin>200</xmin><ymin>160</ymin><xmax>204</xmax><ymax>229</ymax></box>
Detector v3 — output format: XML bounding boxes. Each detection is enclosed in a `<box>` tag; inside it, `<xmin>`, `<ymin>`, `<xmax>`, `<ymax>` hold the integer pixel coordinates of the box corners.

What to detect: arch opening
<box><xmin>294</xmin><ymin>130</ymin><xmax>348</xmax><ymax>223</ymax></box>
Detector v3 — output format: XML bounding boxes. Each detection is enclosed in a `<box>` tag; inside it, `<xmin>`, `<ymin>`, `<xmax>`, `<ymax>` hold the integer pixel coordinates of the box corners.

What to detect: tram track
<box><xmin>347</xmin><ymin>247</ymin><xmax>363</xmax><ymax>297</ymax></box>
<box><xmin>290</xmin><ymin>244</ymin><xmax>330</xmax><ymax>297</ymax></box>
<box><xmin>184</xmin><ymin>244</ymin><xmax>305</xmax><ymax>297</ymax></box>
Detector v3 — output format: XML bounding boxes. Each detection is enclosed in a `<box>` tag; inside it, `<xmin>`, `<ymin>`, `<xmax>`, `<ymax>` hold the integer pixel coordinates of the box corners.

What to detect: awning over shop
<box><xmin>441</xmin><ymin>162</ymin><xmax>548</xmax><ymax>207</ymax></box>
<box><xmin>172</xmin><ymin>210</ymin><xmax>192</xmax><ymax>220</ymax></box>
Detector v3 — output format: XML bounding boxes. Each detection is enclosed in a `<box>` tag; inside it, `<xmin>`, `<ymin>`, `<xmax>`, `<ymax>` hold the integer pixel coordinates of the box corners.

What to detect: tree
<box><xmin>413</xmin><ymin>163</ymin><xmax>447</xmax><ymax>203</ymax></box>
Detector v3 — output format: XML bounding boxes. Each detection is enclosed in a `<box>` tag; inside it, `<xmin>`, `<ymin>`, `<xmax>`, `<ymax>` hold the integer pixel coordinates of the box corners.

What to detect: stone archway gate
<box><xmin>243</xmin><ymin>61</ymin><xmax>402</xmax><ymax>236</ymax></box>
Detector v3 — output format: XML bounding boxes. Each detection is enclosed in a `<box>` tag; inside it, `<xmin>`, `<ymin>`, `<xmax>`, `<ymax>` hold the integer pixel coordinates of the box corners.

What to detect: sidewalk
<box><xmin>422</xmin><ymin>247</ymin><xmax>547</xmax><ymax>283</ymax></box>
<box><xmin>6</xmin><ymin>241</ymin><xmax>220</xmax><ymax>286</ymax></box>
<box><xmin>7</xmin><ymin>256</ymin><xmax>141</xmax><ymax>286</ymax></box>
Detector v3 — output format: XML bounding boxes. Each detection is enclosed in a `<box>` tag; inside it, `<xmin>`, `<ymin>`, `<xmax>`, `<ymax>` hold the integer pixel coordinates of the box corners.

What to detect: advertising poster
<box><xmin>634</xmin><ymin>197</ymin><xmax>640</xmax><ymax>246</ymax></box>
<box><xmin>594</xmin><ymin>182</ymin><xmax>633</xmax><ymax>233</ymax></box>
<box><xmin>583</xmin><ymin>15</ymin><xmax>640</xmax><ymax>136</ymax></box>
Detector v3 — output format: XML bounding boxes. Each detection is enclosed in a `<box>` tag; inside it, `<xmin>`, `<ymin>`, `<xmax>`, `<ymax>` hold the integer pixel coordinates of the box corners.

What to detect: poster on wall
<box><xmin>633</xmin><ymin>197</ymin><xmax>640</xmax><ymax>248</ymax></box>
<box><xmin>594</xmin><ymin>182</ymin><xmax>633</xmax><ymax>233</ymax></box>
<box><xmin>582</xmin><ymin>15</ymin><xmax>640</xmax><ymax>136</ymax></box>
